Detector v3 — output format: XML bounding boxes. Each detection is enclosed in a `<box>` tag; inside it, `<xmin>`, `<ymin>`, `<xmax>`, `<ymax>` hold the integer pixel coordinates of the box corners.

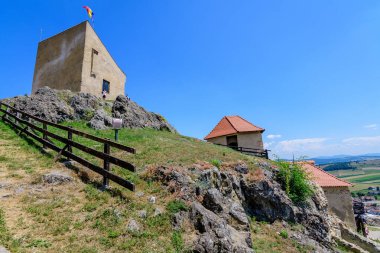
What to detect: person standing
<box><xmin>102</xmin><ymin>90</ymin><xmax>107</xmax><ymax>100</ymax></box>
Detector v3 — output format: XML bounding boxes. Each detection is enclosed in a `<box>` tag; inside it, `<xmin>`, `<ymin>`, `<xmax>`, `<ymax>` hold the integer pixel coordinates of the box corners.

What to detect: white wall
<box><xmin>237</xmin><ymin>132</ymin><xmax>264</xmax><ymax>150</ymax></box>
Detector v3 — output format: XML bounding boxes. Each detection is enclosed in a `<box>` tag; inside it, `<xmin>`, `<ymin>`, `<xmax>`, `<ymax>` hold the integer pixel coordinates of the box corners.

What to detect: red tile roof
<box><xmin>204</xmin><ymin>116</ymin><xmax>265</xmax><ymax>140</ymax></box>
<box><xmin>300</xmin><ymin>161</ymin><xmax>352</xmax><ymax>188</ymax></box>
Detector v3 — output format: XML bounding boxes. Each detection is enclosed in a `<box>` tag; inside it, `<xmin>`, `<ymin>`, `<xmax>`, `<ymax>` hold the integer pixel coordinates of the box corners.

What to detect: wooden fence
<box><xmin>216</xmin><ymin>144</ymin><xmax>269</xmax><ymax>159</ymax></box>
<box><xmin>0</xmin><ymin>102</ymin><xmax>136</xmax><ymax>191</ymax></box>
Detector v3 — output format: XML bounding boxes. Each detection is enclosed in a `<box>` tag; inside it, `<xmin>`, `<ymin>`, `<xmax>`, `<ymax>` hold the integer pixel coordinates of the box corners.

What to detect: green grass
<box><xmin>166</xmin><ymin>200</ymin><xmax>189</xmax><ymax>214</ymax></box>
<box><xmin>0</xmin><ymin>118</ymin><xmax>269</xmax><ymax>252</ymax></box>
<box><xmin>250</xmin><ymin>220</ymin><xmax>314</xmax><ymax>253</ymax></box>
<box><xmin>55</xmin><ymin>121</ymin><xmax>261</xmax><ymax>169</ymax></box>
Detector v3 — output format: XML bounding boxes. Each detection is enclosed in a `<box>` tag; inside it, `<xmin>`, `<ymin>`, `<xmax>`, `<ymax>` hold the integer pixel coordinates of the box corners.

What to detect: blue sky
<box><xmin>1</xmin><ymin>1</ymin><xmax>380</xmax><ymax>158</ymax></box>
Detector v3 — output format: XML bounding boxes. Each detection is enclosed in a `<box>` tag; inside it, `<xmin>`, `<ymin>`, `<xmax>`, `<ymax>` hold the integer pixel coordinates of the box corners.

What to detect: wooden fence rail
<box><xmin>215</xmin><ymin>144</ymin><xmax>269</xmax><ymax>159</ymax></box>
<box><xmin>0</xmin><ymin>102</ymin><xmax>136</xmax><ymax>191</ymax></box>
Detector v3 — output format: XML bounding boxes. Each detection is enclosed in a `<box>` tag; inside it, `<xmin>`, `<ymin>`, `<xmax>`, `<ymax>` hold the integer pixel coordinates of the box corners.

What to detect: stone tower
<box><xmin>32</xmin><ymin>21</ymin><xmax>126</xmax><ymax>100</ymax></box>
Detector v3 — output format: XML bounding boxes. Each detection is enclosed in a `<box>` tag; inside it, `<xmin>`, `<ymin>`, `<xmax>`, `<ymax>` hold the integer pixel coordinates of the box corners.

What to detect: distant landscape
<box><xmin>311</xmin><ymin>153</ymin><xmax>380</xmax><ymax>165</ymax></box>
<box><xmin>319</xmin><ymin>159</ymin><xmax>380</xmax><ymax>195</ymax></box>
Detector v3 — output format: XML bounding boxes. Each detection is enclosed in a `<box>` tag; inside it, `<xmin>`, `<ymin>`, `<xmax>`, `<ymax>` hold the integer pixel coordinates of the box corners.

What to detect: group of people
<box><xmin>102</xmin><ymin>90</ymin><xmax>130</xmax><ymax>101</ymax></box>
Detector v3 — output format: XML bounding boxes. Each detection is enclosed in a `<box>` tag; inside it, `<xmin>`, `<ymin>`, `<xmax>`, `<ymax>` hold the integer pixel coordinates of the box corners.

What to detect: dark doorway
<box><xmin>102</xmin><ymin>80</ymin><xmax>110</xmax><ymax>93</ymax></box>
<box><xmin>227</xmin><ymin>135</ymin><xmax>238</xmax><ymax>149</ymax></box>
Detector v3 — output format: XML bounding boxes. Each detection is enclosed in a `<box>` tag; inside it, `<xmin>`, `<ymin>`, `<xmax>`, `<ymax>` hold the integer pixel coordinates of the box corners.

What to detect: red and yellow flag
<box><xmin>83</xmin><ymin>6</ymin><xmax>94</xmax><ymax>21</ymax></box>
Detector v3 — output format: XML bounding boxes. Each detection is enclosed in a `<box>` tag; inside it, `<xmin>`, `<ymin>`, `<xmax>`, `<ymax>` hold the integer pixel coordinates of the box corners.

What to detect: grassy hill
<box><xmin>0</xmin><ymin>120</ymin><xmax>355</xmax><ymax>252</ymax></box>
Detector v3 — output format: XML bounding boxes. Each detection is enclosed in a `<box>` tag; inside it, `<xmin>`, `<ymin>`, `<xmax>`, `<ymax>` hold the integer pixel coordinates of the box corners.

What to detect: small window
<box><xmin>102</xmin><ymin>80</ymin><xmax>110</xmax><ymax>93</ymax></box>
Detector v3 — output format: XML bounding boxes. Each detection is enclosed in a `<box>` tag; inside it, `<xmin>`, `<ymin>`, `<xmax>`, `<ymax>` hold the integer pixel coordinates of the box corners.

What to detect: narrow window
<box><xmin>90</xmin><ymin>49</ymin><xmax>98</xmax><ymax>77</ymax></box>
<box><xmin>102</xmin><ymin>80</ymin><xmax>110</xmax><ymax>93</ymax></box>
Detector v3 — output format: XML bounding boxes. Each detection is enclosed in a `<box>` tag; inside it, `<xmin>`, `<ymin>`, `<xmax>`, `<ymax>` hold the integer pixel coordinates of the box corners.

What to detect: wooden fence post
<box><xmin>67</xmin><ymin>126</ymin><xmax>73</xmax><ymax>156</ymax></box>
<box><xmin>102</xmin><ymin>140</ymin><xmax>110</xmax><ymax>188</ymax></box>
<box><xmin>43</xmin><ymin>123</ymin><xmax>47</xmax><ymax>149</ymax></box>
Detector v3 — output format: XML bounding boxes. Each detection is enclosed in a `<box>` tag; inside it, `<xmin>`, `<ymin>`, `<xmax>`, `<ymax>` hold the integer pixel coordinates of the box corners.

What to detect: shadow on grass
<box><xmin>61</xmin><ymin>158</ymin><xmax>128</xmax><ymax>200</ymax></box>
<box><xmin>4</xmin><ymin>121</ymin><xmax>54</xmax><ymax>159</ymax></box>
<box><xmin>3</xmin><ymin>120</ymin><xmax>129</xmax><ymax>200</ymax></box>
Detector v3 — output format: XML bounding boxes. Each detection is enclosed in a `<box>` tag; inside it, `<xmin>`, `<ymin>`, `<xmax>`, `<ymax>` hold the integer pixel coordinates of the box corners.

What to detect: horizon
<box><xmin>1</xmin><ymin>1</ymin><xmax>380</xmax><ymax>159</ymax></box>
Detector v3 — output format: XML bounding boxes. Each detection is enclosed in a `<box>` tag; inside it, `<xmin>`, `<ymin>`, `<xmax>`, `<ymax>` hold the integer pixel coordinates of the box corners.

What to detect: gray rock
<box><xmin>190</xmin><ymin>202</ymin><xmax>253</xmax><ymax>253</ymax></box>
<box><xmin>0</xmin><ymin>182</ymin><xmax>8</xmax><ymax>189</ymax></box>
<box><xmin>154</xmin><ymin>207</ymin><xmax>163</xmax><ymax>217</ymax></box>
<box><xmin>9</xmin><ymin>87</ymin><xmax>73</xmax><ymax>123</ymax></box>
<box><xmin>135</xmin><ymin>191</ymin><xmax>144</xmax><ymax>197</ymax></box>
<box><xmin>70</xmin><ymin>93</ymin><xmax>100</xmax><ymax>120</ymax></box>
<box><xmin>5</xmin><ymin>88</ymin><xmax>176</xmax><ymax>133</ymax></box>
<box><xmin>42</xmin><ymin>171</ymin><xmax>73</xmax><ymax>185</ymax></box>
<box><xmin>240</xmin><ymin>177</ymin><xmax>296</xmax><ymax>222</ymax></box>
<box><xmin>148</xmin><ymin>196</ymin><xmax>156</xmax><ymax>204</ymax></box>
<box><xmin>88</xmin><ymin>109</ymin><xmax>112</xmax><ymax>130</ymax></box>
<box><xmin>112</xmin><ymin>95</ymin><xmax>176</xmax><ymax>132</ymax></box>
<box><xmin>138</xmin><ymin>210</ymin><xmax>147</xmax><ymax>218</ymax></box>
<box><xmin>229</xmin><ymin>202</ymin><xmax>249</xmax><ymax>225</ymax></box>
<box><xmin>0</xmin><ymin>246</ymin><xmax>10</xmax><ymax>253</ymax></box>
<box><xmin>150</xmin><ymin>163</ymin><xmax>336</xmax><ymax>251</ymax></box>
<box><xmin>202</xmin><ymin>188</ymin><xmax>224</xmax><ymax>213</ymax></box>
<box><xmin>235</xmin><ymin>164</ymin><xmax>249</xmax><ymax>174</ymax></box>
<box><xmin>172</xmin><ymin>211</ymin><xmax>187</xmax><ymax>231</ymax></box>
<box><xmin>14</xmin><ymin>186</ymin><xmax>24</xmax><ymax>194</ymax></box>
<box><xmin>127</xmin><ymin>219</ymin><xmax>140</xmax><ymax>232</ymax></box>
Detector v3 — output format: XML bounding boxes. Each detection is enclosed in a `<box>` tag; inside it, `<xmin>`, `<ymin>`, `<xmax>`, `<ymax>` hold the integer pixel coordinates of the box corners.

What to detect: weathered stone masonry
<box><xmin>32</xmin><ymin>21</ymin><xmax>126</xmax><ymax>100</ymax></box>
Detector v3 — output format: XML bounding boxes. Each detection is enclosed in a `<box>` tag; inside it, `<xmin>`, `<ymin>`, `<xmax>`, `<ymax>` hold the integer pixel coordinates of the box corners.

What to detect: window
<box><xmin>90</xmin><ymin>49</ymin><xmax>99</xmax><ymax>78</ymax></box>
<box><xmin>102</xmin><ymin>80</ymin><xmax>110</xmax><ymax>93</ymax></box>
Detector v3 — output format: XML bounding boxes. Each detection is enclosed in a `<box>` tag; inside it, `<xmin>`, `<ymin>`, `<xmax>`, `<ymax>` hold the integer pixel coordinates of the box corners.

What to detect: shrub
<box><xmin>279</xmin><ymin>230</ymin><xmax>288</xmax><ymax>239</ymax></box>
<box><xmin>276</xmin><ymin>160</ymin><xmax>314</xmax><ymax>203</ymax></box>
<box><xmin>167</xmin><ymin>200</ymin><xmax>188</xmax><ymax>214</ymax></box>
<box><xmin>210</xmin><ymin>159</ymin><xmax>221</xmax><ymax>169</ymax></box>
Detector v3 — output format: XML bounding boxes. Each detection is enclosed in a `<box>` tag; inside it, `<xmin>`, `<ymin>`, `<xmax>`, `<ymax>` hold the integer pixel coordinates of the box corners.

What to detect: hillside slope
<box><xmin>0</xmin><ymin>119</ymin><xmax>355</xmax><ymax>253</ymax></box>
<box><xmin>0</xmin><ymin>88</ymin><xmax>367</xmax><ymax>252</ymax></box>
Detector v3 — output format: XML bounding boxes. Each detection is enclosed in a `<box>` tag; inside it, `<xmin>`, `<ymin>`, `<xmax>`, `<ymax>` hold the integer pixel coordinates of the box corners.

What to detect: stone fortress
<box><xmin>32</xmin><ymin>21</ymin><xmax>125</xmax><ymax>100</ymax></box>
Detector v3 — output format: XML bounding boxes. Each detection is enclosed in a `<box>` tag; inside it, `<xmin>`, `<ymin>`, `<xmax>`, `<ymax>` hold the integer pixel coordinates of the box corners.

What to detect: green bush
<box><xmin>210</xmin><ymin>159</ymin><xmax>222</xmax><ymax>169</ymax></box>
<box><xmin>279</xmin><ymin>230</ymin><xmax>288</xmax><ymax>239</ymax></box>
<box><xmin>167</xmin><ymin>200</ymin><xmax>188</xmax><ymax>214</ymax></box>
<box><xmin>276</xmin><ymin>161</ymin><xmax>314</xmax><ymax>203</ymax></box>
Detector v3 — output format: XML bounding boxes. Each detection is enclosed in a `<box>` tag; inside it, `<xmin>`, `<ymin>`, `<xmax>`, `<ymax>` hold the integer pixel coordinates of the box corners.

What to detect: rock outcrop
<box><xmin>149</xmin><ymin>165</ymin><xmax>334</xmax><ymax>252</ymax></box>
<box><xmin>7</xmin><ymin>87</ymin><xmax>73</xmax><ymax>123</ymax></box>
<box><xmin>112</xmin><ymin>95</ymin><xmax>176</xmax><ymax>132</ymax></box>
<box><xmin>4</xmin><ymin>87</ymin><xmax>176</xmax><ymax>132</ymax></box>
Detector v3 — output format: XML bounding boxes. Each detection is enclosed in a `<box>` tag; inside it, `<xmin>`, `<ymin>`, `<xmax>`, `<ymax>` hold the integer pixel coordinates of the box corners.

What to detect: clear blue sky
<box><xmin>1</xmin><ymin>1</ymin><xmax>380</xmax><ymax>158</ymax></box>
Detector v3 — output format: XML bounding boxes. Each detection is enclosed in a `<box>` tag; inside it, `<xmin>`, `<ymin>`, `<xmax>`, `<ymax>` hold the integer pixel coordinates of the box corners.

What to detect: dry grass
<box><xmin>0</xmin><ymin>121</ymin><xmax>182</xmax><ymax>252</ymax></box>
<box><xmin>250</xmin><ymin>220</ymin><xmax>313</xmax><ymax>253</ymax></box>
<box><xmin>0</xmin><ymin>119</ymin><xmax>272</xmax><ymax>252</ymax></box>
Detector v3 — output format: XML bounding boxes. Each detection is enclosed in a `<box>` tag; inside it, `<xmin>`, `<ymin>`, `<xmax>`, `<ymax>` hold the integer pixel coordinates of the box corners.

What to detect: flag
<box><xmin>83</xmin><ymin>6</ymin><xmax>94</xmax><ymax>22</ymax></box>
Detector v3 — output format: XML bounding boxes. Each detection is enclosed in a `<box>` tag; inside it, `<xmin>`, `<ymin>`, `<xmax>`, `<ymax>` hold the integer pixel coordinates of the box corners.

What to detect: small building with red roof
<box><xmin>300</xmin><ymin>161</ymin><xmax>355</xmax><ymax>229</ymax></box>
<box><xmin>204</xmin><ymin>116</ymin><xmax>265</xmax><ymax>151</ymax></box>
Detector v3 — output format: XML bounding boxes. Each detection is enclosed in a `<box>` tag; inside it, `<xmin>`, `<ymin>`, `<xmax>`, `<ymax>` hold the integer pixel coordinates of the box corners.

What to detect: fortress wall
<box><xmin>81</xmin><ymin>22</ymin><xmax>126</xmax><ymax>100</ymax></box>
<box><xmin>32</xmin><ymin>22</ymin><xmax>86</xmax><ymax>93</ymax></box>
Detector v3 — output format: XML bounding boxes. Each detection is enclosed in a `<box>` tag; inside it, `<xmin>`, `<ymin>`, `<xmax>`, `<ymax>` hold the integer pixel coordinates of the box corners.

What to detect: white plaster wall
<box><xmin>323</xmin><ymin>187</ymin><xmax>356</xmax><ymax>230</ymax></box>
<box><xmin>237</xmin><ymin>132</ymin><xmax>264</xmax><ymax>150</ymax></box>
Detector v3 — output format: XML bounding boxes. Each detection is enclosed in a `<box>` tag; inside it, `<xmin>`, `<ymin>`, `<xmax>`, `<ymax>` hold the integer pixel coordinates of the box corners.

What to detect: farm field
<box><xmin>328</xmin><ymin>163</ymin><xmax>380</xmax><ymax>193</ymax></box>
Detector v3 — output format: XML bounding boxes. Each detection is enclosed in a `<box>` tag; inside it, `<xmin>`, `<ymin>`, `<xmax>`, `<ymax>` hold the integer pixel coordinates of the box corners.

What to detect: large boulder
<box><xmin>148</xmin><ymin>165</ymin><xmax>335</xmax><ymax>252</ymax></box>
<box><xmin>9</xmin><ymin>87</ymin><xmax>73</xmax><ymax>123</ymax></box>
<box><xmin>87</xmin><ymin>109</ymin><xmax>112</xmax><ymax>130</ymax></box>
<box><xmin>4</xmin><ymin>87</ymin><xmax>176</xmax><ymax>132</ymax></box>
<box><xmin>112</xmin><ymin>95</ymin><xmax>176</xmax><ymax>132</ymax></box>
<box><xmin>70</xmin><ymin>93</ymin><xmax>102</xmax><ymax>120</ymax></box>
